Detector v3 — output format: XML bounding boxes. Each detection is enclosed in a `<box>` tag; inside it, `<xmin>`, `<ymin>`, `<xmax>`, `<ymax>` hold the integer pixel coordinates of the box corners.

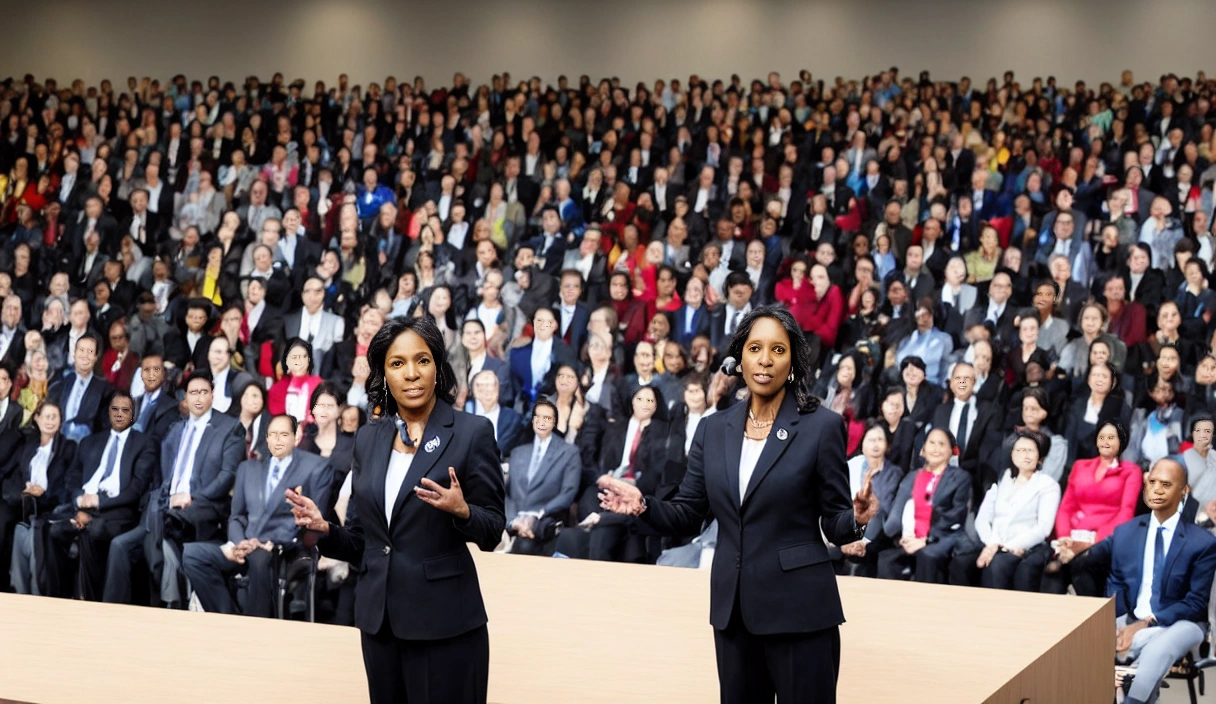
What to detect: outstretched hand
<box><xmin>853</xmin><ymin>474</ymin><xmax>879</xmax><ymax>526</ymax></box>
<box><xmin>415</xmin><ymin>468</ymin><xmax>471</xmax><ymax>520</ymax></box>
<box><xmin>286</xmin><ymin>485</ymin><xmax>328</xmax><ymax>534</ymax></box>
<box><xmin>597</xmin><ymin>475</ymin><xmax>645</xmax><ymax>515</ymax></box>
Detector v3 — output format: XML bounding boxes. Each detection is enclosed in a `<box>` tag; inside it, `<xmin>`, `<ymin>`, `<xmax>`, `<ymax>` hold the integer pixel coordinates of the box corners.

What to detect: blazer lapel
<box><xmin>1162</xmin><ymin>523</ymin><xmax>1188</xmax><ymax>588</ymax></box>
<box><xmin>723</xmin><ymin>402</ymin><xmax>745</xmax><ymax>507</ymax></box>
<box><xmin>366</xmin><ymin>420</ymin><xmax>396</xmax><ymax>533</ymax></box>
<box><xmin>390</xmin><ymin>402</ymin><xmax>457</xmax><ymax>525</ymax></box>
<box><xmin>1124</xmin><ymin>517</ymin><xmax>1150</xmax><ymax>614</ymax></box>
<box><xmin>741</xmin><ymin>392</ymin><xmax>801</xmax><ymax>506</ymax></box>
<box><xmin>249</xmin><ymin>461</ymin><xmax>270</xmax><ymax>536</ymax></box>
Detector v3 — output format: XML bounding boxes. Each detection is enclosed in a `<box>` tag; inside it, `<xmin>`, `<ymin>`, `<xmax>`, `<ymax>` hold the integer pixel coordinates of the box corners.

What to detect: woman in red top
<box><xmin>101</xmin><ymin>320</ymin><xmax>140</xmax><ymax>393</ymax></box>
<box><xmin>805</xmin><ymin>263</ymin><xmax>845</xmax><ymax>352</ymax></box>
<box><xmin>267</xmin><ymin>338</ymin><xmax>324</xmax><ymax>426</ymax></box>
<box><xmin>775</xmin><ymin>256</ymin><xmax>817</xmax><ymax>332</ymax></box>
<box><xmin>1043</xmin><ymin>419</ymin><xmax>1141</xmax><ymax>596</ymax></box>
<box><xmin>608</xmin><ymin>272</ymin><xmax>648</xmax><ymax>347</ymax></box>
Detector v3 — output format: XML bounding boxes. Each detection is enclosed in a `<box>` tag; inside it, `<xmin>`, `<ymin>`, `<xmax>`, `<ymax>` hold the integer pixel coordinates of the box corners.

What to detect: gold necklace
<box><xmin>748</xmin><ymin>410</ymin><xmax>775</xmax><ymax>428</ymax></box>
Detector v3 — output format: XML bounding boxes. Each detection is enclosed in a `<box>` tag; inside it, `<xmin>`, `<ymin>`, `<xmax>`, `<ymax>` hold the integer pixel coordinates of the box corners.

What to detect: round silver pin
<box><xmin>776</xmin><ymin>428</ymin><xmax>788</xmax><ymax>441</ymax></box>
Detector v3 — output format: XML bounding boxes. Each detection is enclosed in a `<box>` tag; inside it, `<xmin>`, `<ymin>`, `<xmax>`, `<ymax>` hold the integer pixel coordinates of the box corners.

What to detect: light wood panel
<box><xmin>0</xmin><ymin>551</ymin><xmax>1114</xmax><ymax>703</ymax></box>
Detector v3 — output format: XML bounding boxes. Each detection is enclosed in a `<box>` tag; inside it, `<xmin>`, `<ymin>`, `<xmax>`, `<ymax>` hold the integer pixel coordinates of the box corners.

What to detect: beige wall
<box><xmin>4</xmin><ymin>0</ymin><xmax>1215</xmax><ymax>90</ymax></box>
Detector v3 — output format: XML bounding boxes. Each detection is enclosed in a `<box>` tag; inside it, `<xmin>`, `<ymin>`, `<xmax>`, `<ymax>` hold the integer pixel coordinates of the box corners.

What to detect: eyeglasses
<box><xmin>186</xmin><ymin>389</ymin><xmax>211</xmax><ymax>397</ymax></box>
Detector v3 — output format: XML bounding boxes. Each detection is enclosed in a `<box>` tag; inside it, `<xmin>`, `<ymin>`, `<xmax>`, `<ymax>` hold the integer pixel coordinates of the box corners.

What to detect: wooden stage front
<box><xmin>0</xmin><ymin>551</ymin><xmax>1113</xmax><ymax>703</ymax></box>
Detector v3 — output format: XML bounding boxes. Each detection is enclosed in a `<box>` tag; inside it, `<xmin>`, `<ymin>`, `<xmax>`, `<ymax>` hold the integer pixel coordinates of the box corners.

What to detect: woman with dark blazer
<box><xmin>287</xmin><ymin>316</ymin><xmax>505</xmax><ymax>704</ymax></box>
<box><xmin>836</xmin><ymin>421</ymin><xmax>905</xmax><ymax>578</ymax></box>
<box><xmin>880</xmin><ymin>388</ymin><xmax>917</xmax><ymax>477</ymax></box>
<box><xmin>297</xmin><ymin>381</ymin><xmax>356</xmax><ymax>517</ymax></box>
<box><xmin>228</xmin><ymin>378</ymin><xmax>270</xmax><ymax>461</ymax></box>
<box><xmin>598</xmin><ymin>306</ymin><xmax>877</xmax><ymax>703</ymax></box>
<box><xmin>897</xmin><ymin>355</ymin><xmax>943</xmax><ymax>432</ymax></box>
<box><xmin>4</xmin><ymin>400</ymin><xmax>77</xmax><ymax>594</ymax></box>
<box><xmin>1062</xmin><ymin>361</ymin><xmax>1132</xmax><ymax>470</ymax></box>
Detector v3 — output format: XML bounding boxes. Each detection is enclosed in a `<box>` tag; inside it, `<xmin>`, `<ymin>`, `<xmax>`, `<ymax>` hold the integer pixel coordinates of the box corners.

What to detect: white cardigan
<box><xmin>974</xmin><ymin>471</ymin><xmax>1061</xmax><ymax>552</ymax></box>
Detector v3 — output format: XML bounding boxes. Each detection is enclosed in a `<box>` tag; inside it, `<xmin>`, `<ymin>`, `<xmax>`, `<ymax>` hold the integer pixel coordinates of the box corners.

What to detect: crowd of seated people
<box><xmin>3</xmin><ymin>64</ymin><xmax>1216</xmax><ymax>701</ymax></box>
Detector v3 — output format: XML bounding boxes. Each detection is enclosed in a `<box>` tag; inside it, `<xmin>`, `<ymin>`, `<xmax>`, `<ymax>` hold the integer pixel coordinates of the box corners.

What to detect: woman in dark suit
<box><xmin>1062</xmin><ymin>361</ymin><xmax>1132</xmax><ymax>470</ymax></box>
<box><xmin>287</xmin><ymin>316</ymin><xmax>505</xmax><ymax>704</ymax></box>
<box><xmin>297</xmin><ymin>381</ymin><xmax>355</xmax><ymax>518</ymax></box>
<box><xmin>598</xmin><ymin>306</ymin><xmax>878</xmax><ymax>704</ymax></box>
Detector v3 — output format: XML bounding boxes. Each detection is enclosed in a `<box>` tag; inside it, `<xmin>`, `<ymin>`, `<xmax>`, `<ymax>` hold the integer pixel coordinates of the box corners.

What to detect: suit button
<box><xmin>382</xmin><ymin>546</ymin><xmax>391</xmax><ymax>555</ymax></box>
<box><xmin>735</xmin><ymin>554</ymin><xmax>741</xmax><ymax>569</ymax></box>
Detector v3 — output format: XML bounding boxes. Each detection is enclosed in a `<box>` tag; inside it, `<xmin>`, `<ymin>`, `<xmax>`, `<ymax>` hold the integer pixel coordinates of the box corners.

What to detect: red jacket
<box><xmin>1055</xmin><ymin>457</ymin><xmax>1142</xmax><ymax>542</ymax></box>
<box><xmin>805</xmin><ymin>285</ymin><xmax>845</xmax><ymax>349</ymax></box>
<box><xmin>775</xmin><ymin>278</ymin><xmax>818</xmax><ymax>332</ymax></box>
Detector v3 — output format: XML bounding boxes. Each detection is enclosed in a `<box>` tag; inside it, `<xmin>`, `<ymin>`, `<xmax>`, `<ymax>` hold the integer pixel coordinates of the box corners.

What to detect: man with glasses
<box><xmin>103</xmin><ymin>371</ymin><xmax>244</xmax><ymax>607</ymax></box>
<box><xmin>182</xmin><ymin>414</ymin><xmax>331</xmax><ymax>617</ymax></box>
<box><xmin>283</xmin><ymin>275</ymin><xmax>345</xmax><ymax>357</ymax></box>
<box><xmin>504</xmin><ymin>400</ymin><xmax>580</xmax><ymax>556</ymax></box>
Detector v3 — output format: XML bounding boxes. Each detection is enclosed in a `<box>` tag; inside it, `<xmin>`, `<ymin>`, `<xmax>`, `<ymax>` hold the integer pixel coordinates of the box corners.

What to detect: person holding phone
<box><xmin>287</xmin><ymin>317</ymin><xmax>505</xmax><ymax>704</ymax></box>
<box><xmin>598</xmin><ymin>306</ymin><xmax>878</xmax><ymax>704</ymax></box>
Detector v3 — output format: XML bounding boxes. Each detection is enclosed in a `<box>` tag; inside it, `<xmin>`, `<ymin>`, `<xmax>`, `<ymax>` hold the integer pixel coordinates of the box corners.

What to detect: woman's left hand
<box><xmin>853</xmin><ymin>475</ymin><xmax>879</xmax><ymax>526</ymax></box>
<box><xmin>416</xmin><ymin>467</ymin><xmax>470</xmax><ymax>520</ymax></box>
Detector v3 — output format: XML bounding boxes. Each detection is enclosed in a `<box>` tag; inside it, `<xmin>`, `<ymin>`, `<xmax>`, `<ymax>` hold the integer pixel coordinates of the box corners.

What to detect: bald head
<box><xmin>1145</xmin><ymin>458</ymin><xmax>1188</xmax><ymax>517</ymax></box>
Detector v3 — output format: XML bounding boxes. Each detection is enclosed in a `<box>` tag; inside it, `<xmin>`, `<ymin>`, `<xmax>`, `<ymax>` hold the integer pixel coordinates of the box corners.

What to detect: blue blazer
<box><xmin>508</xmin><ymin>339</ymin><xmax>577</xmax><ymax>407</ymax></box>
<box><xmin>672</xmin><ymin>304</ymin><xmax>711</xmax><ymax>348</ymax></box>
<box><xmin>1089</xmin><ymin>514</ymin><xmax>1216</xmax><ymax>627</ymax></box>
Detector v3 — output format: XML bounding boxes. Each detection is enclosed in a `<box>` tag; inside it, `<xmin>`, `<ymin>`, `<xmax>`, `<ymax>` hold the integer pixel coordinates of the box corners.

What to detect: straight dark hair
<box><xmin>367</xmin><ymin>316</ymin><xmax>458</xmax><ymax>417</ymax></box>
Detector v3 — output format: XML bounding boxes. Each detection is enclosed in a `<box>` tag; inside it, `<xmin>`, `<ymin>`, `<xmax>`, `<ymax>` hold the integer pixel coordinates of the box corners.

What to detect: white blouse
<box><xmin>739</xmin><ymin>437</ymin><xmax>767</xmax><ymax>503</ymax></box>
<box><xmin>384</xmin><ymin>450</ymin><xmax>415</xmax><ymax>526</ymax></box>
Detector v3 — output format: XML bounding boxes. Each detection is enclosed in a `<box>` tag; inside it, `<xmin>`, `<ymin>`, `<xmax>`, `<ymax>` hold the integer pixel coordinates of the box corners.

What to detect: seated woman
<box><xmin>1176</xmin><ymin>256</ymin><xmax>1216</xmax><ymax>343</ymax></box>
<box><xmin>880</xmin><ymin>388</ymin><xmax>916</xmax><ymax>475</ymax></box>
<box><xmin>1062</xmin><ymin>361</ymin><xmax>1131</xmax><ymax>468</ymax></box>
<box><xmin>1057</xmin><ymin>302</ymin><xmax>1127</xmax><ymax>377</ymax></box>
<box><xmin>897</xmin><ymin>356</ymin><xmax>943</xmax><ymax>432</ymax></box>
<box><xmin>1125</xmin><ymin>374</ymin><xmax>1185</xmax><ymax>471</ymax></box>
<box><xmin>297</xmin><ymin>382</ymin><xmax>355</xmax><ymax>518</ymax></box>
<box><xmin>1131</xmin><ymin>343</ymin><xmax>1191</xmax><ymax>410</ymax></box>
<box><xmin>811</xmin><ymin>349</ymin><xmax>874</xmax><ymax>433</ymax></box>
<box><xmin>1042</xmin><ymin>419</ymin><xmax>1141</xmax><ymax>596</ymax></box>
<box><xmin>1005</xmin><ymin>309</ymin><xmax>1058</xmax><ymax>384</ymax></box>
<box><xmin>995</xmin><ymin>386</ymin><xmax>1069</xmax><ymax>483</ymax></box>
<box><xmin>950</xmin><ymin>429</ymin><xmax>1061</xmax><ymax>591</ymax></box>
<box><xmin>267</xmin><ymin>338</ymin><xmax>324</xmax><ymax>426</ymax></box>
<box><xmin>6</xmin><ymin>401</ymin><xmax>76</xmax><ymax>595</ymax></box>
<box><xmin>1066</xmin><ymin>338</ymin><xmax>1113</xmax><ymax>397</ymax></box>
<box><xmin>834</xmin><ymin>421</ymin><xmax>905</xmax><ymax>577</ymax></box>
<box><xmin>1030</xmin><ymin>279</ymin><xmax>1069</xmax><ymax>358</ymax></box>
<box><xmin>876</xmin><ymin>427</ymin><xmax>971</xmax><ymax>584</ymax></box>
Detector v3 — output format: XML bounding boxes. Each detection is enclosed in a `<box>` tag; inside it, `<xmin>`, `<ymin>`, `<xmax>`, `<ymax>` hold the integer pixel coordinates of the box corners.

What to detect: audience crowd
<box><xmin>3</xmin><ymin>64</ymin><xmax>1216</xmax><ymax>701</ymax></box>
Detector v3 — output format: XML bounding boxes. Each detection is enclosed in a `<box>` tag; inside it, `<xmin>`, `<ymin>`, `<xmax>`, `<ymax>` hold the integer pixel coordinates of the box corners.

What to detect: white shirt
<box><xmin>475</xmin><ymin>304</ymin><xmax>501</xmax><ymax>339</ymax></box>
<box><xmin>0</xmin><ymin>326</ymin><xmax>14</xmax><ymax>359</ymax></box>
<box><xmin>685</xmin><ymin>409</ymin><xmax>713</xmax><ymax>455</ymax></box>
<box><xmin>29</xmin><ymin>441</ymin><xmax>53</xmax><ymax>489</ymax></box>
<box><xmin>171</xmin><ymin>411</ymin><xmax>212</xmax><ymax>494</ymax></box>
<box><xmin>575</xmin><ymin>252</ymin><xmax>595</xmax><ymax>281</ymax></box>
<box><xmin>694</xmin><ymin>187</ymin><xmax>711</xmax><ymax>214</ymax></box>
<box><xmin>438</xmin><ymin>194</ymin><xmax>452</xmax><ymax>221</ymax></box>
<box><xmin>59</xmin><ymin>173</ymin><xmax>75</xmax><ymax>202</ymax></box>
<box><xmin>266</xmin><ymin>454</ymin><xmax>292</xmax><ymax>499</ymax></box>
<box><xmin>560</xmin><ymin>303</ymin><xmax>577</xmax><ymax>337</ymax></box>
<box><xmin>810</xmin><ymin>214</ymin><xmax>824</xmax><ymax>241</ymax></box>
<box><xmin>975</xmin><ymin>472</ymin><xmax>1061</xmax><ymax>551</ymax></box>
<box><xmin>384</xmin><ymin>449</ymin><xmax>416</xmax><ymax>526</ymax></box>
<box><xmin>448</xmin><ymin>222</ymin><xmax>469</xmax><ymax>251</ymax></box>
<box><xmin>1052</xmin><ymin>236</ymin><xmax>1072</xmax><ymax>258</ymax></box>
<box><xmin>616</xmin><ymin>418</ymin><xmax>642</xmax><ymax>475</ymax></box>
<box><xmin>986</xmin><ymin>301</ymin><xmax>1006</xmax><ymax>323</ymax></box>
<box><xmin>481</xmin><ymin>405</ymin><xmax>501</xmax><ymax>441</ymax></box>
<box><xmin>1135</xmin><ymin>510</ymin><xmax>1181</xmax><ymax>620</ymax></box>
<box><xmin>654</xmin><ymin>184</ymin><xmax>667</xmax><ymax>211</ymax></box>
<box><xmin>738</xmin><ymin>437</ymin><xmax>767</xmax><ymax>503</ymax></box>
<box><xmin>1130</xmin><ymin>272</ymin><xmax>1144</xmax><ymax>299</ymax></box>
<box><xmin>949</xmin><ymin>398</ymin><xmax>977</xmax><ymax>448</ymax></box>
<box><xmin>586</xmin><ymin>365</ymin><xmax>609</xmax><ymax>405</ymax></box>
<box><xmin>246</xmin><ymin>301</ymin><xmax>265</xmax><ymax>335</ymax></box>
<box><xmin>1083</xmin><ymin>398</ymin><xmax>1102</xmax><ymax>425</ymax></box>
<box><xmin>530</xmin><ymin>337</ymin><xmax>553</xmax><ymax>392</ymax></box>
<box><xmin>212</xmin><ymin>367</ymin><xmax>232</xmax><ymax>413</ymax></box>
<box><xmin>84</xmin><ymin>428</ymin><xmax>130</xmax><ymax>498</ymax></box>
<box><xmin>746</xmin><ymin>266</ymin><xmax>762</xmax><ymax>290</ymax></box>
<box><xmin>528</xmin><ymin>435</ymin><xmax>552</xmax><ymax>483</ymax></box>
<box><xmin>299</xmin><ymin>309</ymin><xmax>322</xmax><ymax>343</ymax></box>
<box><xmin>467</xmin><ymin>352</ymin><xmax>487</xmax><ymax>384</ymax></box>
<box><xmin>146</xmin><ymin>180</ymin><xmax>164</xmax><ymax>212</ymax></box>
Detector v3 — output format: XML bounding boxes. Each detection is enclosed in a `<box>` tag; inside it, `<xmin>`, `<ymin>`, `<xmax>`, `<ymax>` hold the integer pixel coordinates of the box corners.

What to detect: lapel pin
<box><xmin>424</xmin><ymin>436</ymin><xmax>441</xmax><ymax>453</ymax></box>
<box><xmin>776</xmin><ymin>428</ymin><xmax>788</xmax><ymax>441</ymax></box>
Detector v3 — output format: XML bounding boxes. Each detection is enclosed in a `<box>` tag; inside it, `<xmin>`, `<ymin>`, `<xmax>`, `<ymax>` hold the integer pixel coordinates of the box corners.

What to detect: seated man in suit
<box><xmin>43</xmin><ymin>391</ymin><xmax>157</xmax><ymax>600</ymax></box>
<box><xmin>527</xmin><ymin>205</ymin><xmax>568</xmax><ymax>276</ymax></box>
<box><xmin>709</xmin><ymin>271</ymin><xmax>754</xmax><ymax>353</ymax></box>
<box><xmin>509</xmin><ymin>307</ymin><xmax>577</xmax><ymax>410</ymax></box>
<box><xmin>561</xmin><ymin>226</ymin><xmax>608</xmax><ymax>307</ymax></box>
<box><xmin>505</xmin><ymin>400</ymin><xmax>581</xmax><ymax>556</ymax></box>
<box><xmin>458</xmin><ymin>319</ymin><xmax>512</xmax><ymax>408</ymax></box>
<box><xmin>467</xmin><ymin>370</ymin><xmax>523</xmax><ymax>459</ymax></box>
<box><xmin>132</xmin><ymin>354</ymin><xmax>180</xmax><ymax>444</ymax></box>
<box><xmin>0</xmin><ymin>362</ymin><xmax>22</xmax><ymax>432</ymax></box>
<box><xmin>103</xmin><ymin>371</ymin><xmax>245</xmax><ymax>607</ymax></box>
<box><xmin>925</xmin><ymin>361</ymin><xmax>1003</xmax><ymax>504</ymax></box>
<box><xmin>49</xmin><ymin>333</ymin><xmax>114</xmax><ymax>442</ymax></box>
<box><xmin>183</xmin><ymin>414</ymin><xmax>332</xmax><ymax>617</ymax></box>
<box><xmin>1089</xmin><ymin>458</ymin><xmax>1216</xmax><ymax>704</ymax></box>
<box><xmin>282</xmin><ymin>276</ymin><xmax>345</xmax><ymax>359</ymax></box>
<box><xmin>556</xmin><ymin>270</ymin><xmax>591</xmax><ymax>353</ymax></box>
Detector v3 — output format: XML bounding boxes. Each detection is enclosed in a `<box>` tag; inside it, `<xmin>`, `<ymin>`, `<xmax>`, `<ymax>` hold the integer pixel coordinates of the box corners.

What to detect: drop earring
<box><xmin>788</xmin><ymin>373</ymin><xmax>794</xmax><ymax>383</ymax></box>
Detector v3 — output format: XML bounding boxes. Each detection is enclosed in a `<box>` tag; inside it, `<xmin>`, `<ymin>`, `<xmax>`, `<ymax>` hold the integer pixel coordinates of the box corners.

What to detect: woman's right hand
<box><xmin>597</xmin><ymin>475</ymin><xmax>644</xmax><ymax>515</ymax></box>
<box><xmin>286</xmin><ymin>486</ymin><xmax>328</xmax><ymax>533</ymax></box>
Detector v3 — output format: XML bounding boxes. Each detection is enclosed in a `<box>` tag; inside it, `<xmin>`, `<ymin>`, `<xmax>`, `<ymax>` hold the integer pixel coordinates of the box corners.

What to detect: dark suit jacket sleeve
<box><xmin>65</xmin><ymin>440</ymin><xmax>87</xmax><ymax>506</ymax></box>
<box><xmin>1156</xmin><ymin>532</ymin><xmax>1216</xmax><ymax>627</ymax></box>
<box><xmin>450</xmin><ymin>417</ymin><xmax>507</xmax><ymax>551</ymax></box>
<box><xmin>196</xmin><ymin>421</ymin><xmax>245</xmax><ymax>504</ymax></box>
<box><xmin>305</xmin><ymin>456</ymin><xmax>335</xmax><ymax>540</ymax></box>
<box><xmin>98</xmin><ymin>434</ymin><xmax>157</xmax><ymax>512</ymax></box>
<box><xmin>1087</xmin><ymin>535</ymin><xmax>1123</xmax><ymax>613</ymax></box>
<box><xmin>935</xmin><ymin>470</ymin><xmax>972</xmax><ymax>538</ymax></box>
<box><xmin>818</xmin><ymin>414</ymin><xmax>859</xmax><ymax>547</ymax></box>
<box><xmin>639</xmin><ymin>416</ymin><xmax>710</xmax><ymax>537</ymax></box>
<box><xmin>884</xmin><ymin>472</ymin><xmax>916</xmax><ymax>539</ymax></box>
<box><xmin>228</xmin><ymin>461</ymin><xmax>252</xmax><ymax>544</ymax></box>
<box><xmin>318</xmin><ymin>462</ymin><xmax>366</xmax><ymax>566</ymax></box>
<box><xmin>543</xmin><ymin>443</ymin><xmax>582</xmax><ymax>516</ymax></box>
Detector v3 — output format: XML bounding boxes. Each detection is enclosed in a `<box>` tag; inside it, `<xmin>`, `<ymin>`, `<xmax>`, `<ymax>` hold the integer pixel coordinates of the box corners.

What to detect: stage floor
<box><xmin>0</xmin><ymin>551</ymin><xmax>1114</xmax><ymax>703</ymax></box>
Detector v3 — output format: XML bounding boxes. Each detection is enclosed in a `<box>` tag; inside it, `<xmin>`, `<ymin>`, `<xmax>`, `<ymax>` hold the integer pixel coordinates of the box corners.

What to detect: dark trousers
<box><xmin>875</xmin><ymin>535</ymin><xmax>962</xmax><ymax>583</ymax></box>
<box><xmin>948</xmin><ymin>542</ymin><xmax>1052</xmax><ymax>591</ymax></box>
<box><xmin>181</xmin><ymin>542</ymin><xmax>277</xmax><ymax>617</ymax></box>
<box><xmin>588</xmin><ymin>514</ymin><xmax>646</xmax><ymax>563</ymax></box>
<box><xmin>44</xmin><ymin>512</ymin><xmax>134</xmax><ymax>600</ymax></box>
<box><xmin>714</xmin><ymin>599</ymin><xmax>841</xmax><ymax>704</ymax></box>
<box><xmin>103</xmin><ymin>524</ymin><xmax>148</xmax><ymax>604</ymax></box>
<box><xmin>1040</xmin><ymin>545</ymin><xmax>1110</xmax><ymax>596</ymax></box>
<box><xmin>0</xmin><ymin>499</ymin><xmax>21</xmax><ymax>592</ymax></box>
<box><xmin>360</xmin><ymin>621</ymin><xmax>490</xmax><ymax>704</ymax></box>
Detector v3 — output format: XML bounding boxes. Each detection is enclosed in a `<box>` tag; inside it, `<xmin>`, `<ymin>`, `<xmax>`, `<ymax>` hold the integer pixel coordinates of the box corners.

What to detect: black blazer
<box><xmin>135</xmin><ymin>388</ymin><xmax>182</xmax><ymax>446</ymax></box>
<box><xmin>0</xmin><ymin>431</ymin><xmax>78</xmax><ymax>514</ymax></box>
<box><xmin>882</xmin><ymin>465</ymin><xmax>971</xmax><ymax>542</ymax></box>
<box><xmin>318</xmin><ymin>402</ymin><xmax>506</xmax><ymax>640</ymax></box>
<box><xmin>672</xmin><ymin>304</ymin><xmax>711</xmax><ymax>348</ymax></box>
<box><xmin>64</xmin><ymin>429</ymin><xmax>158</xmax><ymax>519</ymax></box>
<box><xmin>49</xmin><ymin>372</ymin><xmax>114</xmax><ymax>434</ymax></box>
<box><xmin>639</xmin><ymin>393</ymin><xmax>858</xmax><ymax>635</ymax></box>
<box><xmin>0</xmin><ymin>399</ymin><xmax>22</xmax><ymax>434</ymax></box>
<box><xmin>925</xmin><ymin>400</ymin><xmax>1003</xmax><ymax>478</ymax></box>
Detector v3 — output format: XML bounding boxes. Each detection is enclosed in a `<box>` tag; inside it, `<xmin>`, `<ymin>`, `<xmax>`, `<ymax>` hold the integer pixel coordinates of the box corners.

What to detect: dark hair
<box><xmin>186</xmin><ymin>369</ymin><xmax>214</xmax><ymax>391</ymax></box>
<box><xmin>532</xmin><ymin>398</ymin><xmax>558</xmax><ymax>421</ymax></box>
<box><xmin>1191</xmin><ymin>412</ymin><xmax>1215</xmax><ymax>437</ymax></box>
<box><xmin>1009</xmin><ymin>428</ymin><xmax>1049</xmax><ymax>478</ymax></box>
<box><xmin>367</xmin><ymin>316</ymin><xmax>458</xmax><ymax>415</ymax></box>
<box><xmin>0</xmin><ymin>360</ymin><xmax>12</xmax><ymax>380</ymax></box>
<box><xmin>423</xmin><ymin>284</ymin><xmax>459</xmax><ymax>330</ymax></box>
<box><xmin>268</xmin><ymin>412</ymin><xmax>299</xmax><ymax>435</ymax></box>
<box><xmin>107</xmin><ymin>389</ymin><xmax>134</xmax><ymax>410</ymax></box>
<box><xmin>724</xmin><ymin>270</ymin><xmax>754</xmax><ymax>293</ymax></box>
<box><xmin>925</xmin><ymin>426</ymin><xmax>957</xmax><ymax>453</ymax></box>
<box><xmin>1096</xmin><ymin>418</ymin><xmax>1130</xmax><ymax>455</ymax></box>
<box><xmin>628</xmin><ymin>383</ymin><xmax>668</xmax><ymax>422</ymax></box>
<box><xmin>310</xmin><ymin>381</ymin><xmax>340</xmax><ymax>410</ymax></box>
<box><xmin>462</xmin><ymin>318</ymin><xmax>486</xmax><ymax>336</ymax></box>
<box><xmin>1087</xmin><ymin>360</ymin><xmax>1122</xmax><ymax>396</ymax></box>
<box><xmin>281</xmin><ymin>337</ymin><xmax>315</xmax><ymax>375</ymax></box>
<box><xmin>725</xmin><ymin>305</ymin><xmax>819</xmax><ymax>413</ymax></box>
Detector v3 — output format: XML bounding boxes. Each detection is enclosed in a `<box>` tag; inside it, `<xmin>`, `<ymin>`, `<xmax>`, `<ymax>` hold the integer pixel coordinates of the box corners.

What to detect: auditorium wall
<box><xmin>4</xmin><ymin>0</ymin><xmax>1215</xmax><ymax>89</ymax></box>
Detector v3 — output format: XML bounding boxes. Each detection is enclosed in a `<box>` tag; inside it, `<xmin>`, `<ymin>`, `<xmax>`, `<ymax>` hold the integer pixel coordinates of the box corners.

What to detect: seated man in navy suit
<box><xmin>505</xmin><ymin>400</ymin><xmax>580</xmax><ymax>556</ymax></box>
<box><xmin>466</xmin><ymin>370</ymin><xmax>523</xmax><ymax>459</ymax></box>
<box><xmin>1088</xmin><ymin>458</ymin><xmax>1216</xmax><ymax>704</ymax></box>
<box><xmin>509</xmin><ymin>307</ymin><xmax>577</xmax><ymax>411</ymax></box>
<box><xmin>49</xmin><ymin>333</ymin><xmax>113</xmax><ymax>443</ymax></box>
<box><xmin>182</xmin><ymin>414</ymin><xmax>332</xmax><ymax>618</ymax></box>
<box><xmin>556</xmin><ymin>269</ymin><xmax>591</xmax><ymax>353</ymax></box>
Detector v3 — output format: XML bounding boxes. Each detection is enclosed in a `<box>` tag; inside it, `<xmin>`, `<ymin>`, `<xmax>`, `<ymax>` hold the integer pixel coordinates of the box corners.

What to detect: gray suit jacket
<box><xmin>506</xmin><ymin>438</ymin><xmax>581</xmax><ymax>518</ymax></box>
<box><xmin>228</xmin><ymin>450</ymin><xmax>333</xmax><ymax>546</ymax></box>
<box><xmin>283</xmin><ymin>308</ymin><xmax>345</xmax><ymax>356</ymax></box>
<box><xmin>152</xmin><ymin>411</ymin><xmax>245</xmax><ymax>518</ymax></box>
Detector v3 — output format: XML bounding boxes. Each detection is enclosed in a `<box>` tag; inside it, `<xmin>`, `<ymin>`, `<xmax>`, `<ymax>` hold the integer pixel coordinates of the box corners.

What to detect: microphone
<box><xmin>719</xmin><ymin>356</ymin><xmax>741</xmax><ymax>377</ymax></box>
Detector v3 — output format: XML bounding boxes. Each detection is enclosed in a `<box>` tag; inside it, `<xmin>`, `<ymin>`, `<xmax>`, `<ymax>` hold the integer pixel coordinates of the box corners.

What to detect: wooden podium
<box><xmin>0</xmin><ymin>551</ymin><xmax>1113</xmax><ymax>703</ymax></box>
